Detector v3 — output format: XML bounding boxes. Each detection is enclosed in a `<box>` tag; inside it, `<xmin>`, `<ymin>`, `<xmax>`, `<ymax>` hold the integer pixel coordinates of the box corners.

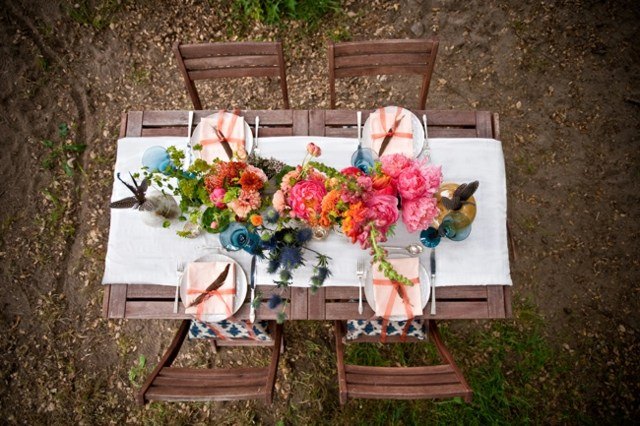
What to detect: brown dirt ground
<box><xmin>1</xmin><ymin>0</ymin><xmax>638</xmax><ymax>424</ymax></box>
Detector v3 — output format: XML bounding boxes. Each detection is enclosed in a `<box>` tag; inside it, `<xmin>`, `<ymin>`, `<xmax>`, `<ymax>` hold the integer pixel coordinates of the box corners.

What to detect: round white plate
<box><xmin>362</xmin><ymin>107</ymin><xmax>424</xmax><ymax>158</ymax></box>
<box><xmin>180</xmin><ymin>252</ymin><xmax>248</xmax><ymax>322</ymax></box>
<box><xmin>190</xmin><ymin>113</ymin><xmax>253</xmax><ymax>162</ymax></box>
<box><xmin>364</xmin><ymin>255</ymin><xmax>430</xmax><ymax>321</ymax></box>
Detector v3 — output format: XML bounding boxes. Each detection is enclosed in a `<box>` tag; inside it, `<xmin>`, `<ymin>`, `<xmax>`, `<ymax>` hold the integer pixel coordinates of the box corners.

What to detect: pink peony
<box><xmin>365</xmin><ymin>194</ymin><xmax>399</xmax><ymax>234</ymax></box>
<box><xmin>396</xmin><ymin>162</ymin><xmax>442</xmax><ymax>201</ymax></box>
<box><xmin>288</xmin><ymin>179</ymin><xmax>327</xmax><ymax>221</ymax></box>
<box><xmin>228</xmin><ymin>189</ymin><xmax>261</xmax><ymax>219</ymax></box>
<box><xmin>272</xmin><ymin>190</ymin><xmax>287</xmax><ymax>214</ymax></box>
<box><xmin>402</xmin><ymin>196</ymin><xmax>440</xmax><ymax>233</ymax></box>
<box><xmin>307</xmin><ymin>142</ymin><xmax>322</xmax><ymax>157</ymax></box>
<box><xmin>380</xmin><ymin>154</ymin><xmax>412</xmax><ymax>179</ymax></box>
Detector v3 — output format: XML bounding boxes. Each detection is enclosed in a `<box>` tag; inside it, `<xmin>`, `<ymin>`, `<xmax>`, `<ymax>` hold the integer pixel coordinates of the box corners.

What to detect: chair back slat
<box><xmin>178</xmin><ymin>42</ymin><xmax>279</xmax><ymax>58</ymax></box>
<box><xmin>328</xmin><ymin>38</ymin><xmax>439</xmax><ymax>109</ymax></box>
<box><xmin>183</xmin><ymin>55</ymin><xmax>279</xmax><ymax>70</ymax></box>
<box><xmin>189</xmin><ymin>66</ymin><xmax>280</xmax><ymax>80</ymax></box>
<box><xmin>174</xmin><ymin>41</ymin><xmax>289</xmax><ymax>109</ymax></box>
<box><xmin>333</xmin><ymin>39</ymin><xmax>435</xmax><ymax>56</ymax></box>
<box><xmin>334</xmin><ymin>52</ymin><xmax>429</xmax><ymax>69</ymax></box>
<box><xmin>335</xmin><ymin>64</ymin><xmax>428</xmax><ymax>78</ymax></box>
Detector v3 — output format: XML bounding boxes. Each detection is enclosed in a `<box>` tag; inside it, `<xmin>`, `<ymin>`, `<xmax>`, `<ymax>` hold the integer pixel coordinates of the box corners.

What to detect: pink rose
<box><xmin>372</xmin><ymin>174</ymin><xmax>396</xmax><ymax>197</ymax></box>
<box><xmin>402</xmin><ymin>196</ymin><xmax>440</xmax><ymax>233</ymax></box>
<box><xmin>210</xmin><ymin>221</ymin><xmax>218</xmax><ymax>230</ymax></box>
<box><xmin>288</xmin><ymin>179</ymin><xmax>327</xmax><ymax>221</ymax></box>
<box><xmin>273</xmin><ymin>190</ymin><xmax>287</xmax><ymax>214</ymax></box>
<box><xmin>380</xmin><ymin>154</ymin><xmax>411</xmax><ymax>179</ymax></box>
<box><xmin>366</xmin><ymin>194</ymin><xmax>399</xmax><ymax>234</ymax></box>
<box><xmin>341</xmin><ymin>166</ymin><xmax>363</xmax><ymax>177</ymax></box>
<box><xmin>209</xmin><ymin>187</ymin><xmax>227</xmax><ymax>208</ymax></box>
<box><xmin>307</xmin><ymin>142</ymin><xmax>322</xmax><ymax>157</ymax></box>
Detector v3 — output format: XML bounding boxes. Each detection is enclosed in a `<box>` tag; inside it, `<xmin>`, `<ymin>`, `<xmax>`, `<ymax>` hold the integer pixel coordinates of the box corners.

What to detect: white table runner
<box><xmin>102</xmin><ymin>136</ymin><xmax>511</xmax><ymax>287</ymax></box>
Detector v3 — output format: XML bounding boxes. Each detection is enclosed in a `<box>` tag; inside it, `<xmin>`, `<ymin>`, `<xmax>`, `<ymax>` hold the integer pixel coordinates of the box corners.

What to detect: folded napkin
<box><xmin>184</xmin><ymin>262</ymin><xmax>236</xmax><ymax>319</ymax></box>
<box><xmin>369</xmin><ymin>106</ymin><xmax>413</xmax><ymax>157</ymax></box>
<box><xmin>372</xmin><ymin>257</ymin><xmax>422</xmax><ymax>318</ymax></box>
<box><xmin>195</xmin><ymin>111</ymin><xmax>246</xmax><ymax>162</ymax></box>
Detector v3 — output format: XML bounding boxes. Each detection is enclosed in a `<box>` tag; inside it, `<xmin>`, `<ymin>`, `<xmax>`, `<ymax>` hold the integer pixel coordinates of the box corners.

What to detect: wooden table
<box><xmin>103</xmin><ymin>109</ymin><xmax>512</xmax><ymax>321</ymax></box>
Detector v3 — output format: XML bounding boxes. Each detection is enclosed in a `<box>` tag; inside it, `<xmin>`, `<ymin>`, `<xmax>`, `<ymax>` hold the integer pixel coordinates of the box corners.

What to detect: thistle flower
<box><xmin>296</xmin><ymin>227</ymin><xmax>313</xmax><ymax>244</ymax></box>
<box><xmin>267</xmin><ymin>257</ymin><xmax>280</xmax><ymax>273</ymax></box>
<box><xmin>279</xmin><ymin>269</ymin><xmax>292</xmax><ymax>282</ymax></box>
<box><xmin>262</xmin><ymin>207</ymin><xmax>280</xmax><ymax>224</ymax></box>
<box><xmin>268</xmin><ymin>294</ymin><xmax>282</xmax><ymax>309</ymax></box>
<box><xmin>280</xmin><ymin>246</ymin><xmax>304</xmax><ymax>270</ymax></box>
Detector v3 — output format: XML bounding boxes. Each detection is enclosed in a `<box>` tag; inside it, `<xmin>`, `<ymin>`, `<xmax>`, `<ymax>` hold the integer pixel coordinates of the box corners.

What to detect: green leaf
<box><xmin>41</xmin><ymin>139</ymin><xmax>54</xmax><ymax>148</ymax></box>
<box><xmin>62</xmin><ymin>161</ymin><xmax>74</xmax><ymax>176</ymax></box>
<box><xmin>58</xmin><ymin>123</ymin><xmax>69</xmax><ymax>138</ymax></box>
<box><xmin>162</xmin><ymin>220</ymin><xmax>171</xmax><ymax>228</ymax></box>
<box><xmin>62</xmin><ymin>143</ymin><xmax>86</xmax><ymax>152</ymax></box>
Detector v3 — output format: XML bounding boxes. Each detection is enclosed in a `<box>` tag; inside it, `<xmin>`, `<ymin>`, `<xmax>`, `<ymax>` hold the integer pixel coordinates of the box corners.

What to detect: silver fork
<box><xmin>356</xmin><ymin>259</ymin><xmax>365</xmax><ymax>315</ymax></box>
<box><xmin>253</xmin><ymin>116</ymin><xmax>260</xmax><ymax>156</ymax></box>
<box><xmin>175</xmin><ymin>260</ymin><xmax>186</xmax><ymax>314</ymax></box>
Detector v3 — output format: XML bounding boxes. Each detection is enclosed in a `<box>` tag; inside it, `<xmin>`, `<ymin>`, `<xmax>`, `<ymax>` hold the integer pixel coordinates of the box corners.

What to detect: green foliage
<box><xmin>232</xmin><ymin>0</ymin><xmax>341</xmax><ymax>28</ymax></box>
<box><xmin>341</xmin><ymin>301</ymin><xmax>564</xmax><ymax>424</ymax></box>
<box><xmin>67</xmin><ymin>0</ymin><xmax>123</xmax><ymax>30</ymax></box>
<box><xmin>128</xmin><ymin>355</ymin><xmax>147</xmax><ymax>387</ymax></box>
<box><xmin>40</xmin><ymin>122</ymin><xmax>86</xmax><ymax>177</ymax></box>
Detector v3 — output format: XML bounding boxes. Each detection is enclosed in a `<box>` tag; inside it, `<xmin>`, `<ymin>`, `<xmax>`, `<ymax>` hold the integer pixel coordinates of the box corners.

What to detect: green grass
<box><xmin>232</xmin><ymin>0</ymin><xmax>341</xmax><ymax>27</ymax></box>
<box><xmin>66</xmin><ymin>0</ymin><xmax>123</xmax><ymax>30</ymax></box>
<box><xmin>334</xmin><ymin>301</ymin><xmax>572</xmax><ymax>424</ymax></box>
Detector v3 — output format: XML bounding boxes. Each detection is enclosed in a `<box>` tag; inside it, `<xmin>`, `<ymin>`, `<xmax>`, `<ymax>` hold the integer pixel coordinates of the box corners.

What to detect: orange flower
<box><xmin>319</xmin><ymin>190</ymin><xmax>341</xmax><ymax>227</ymax></box>
<box><xmin>341</xmin><ymin>201</ymin><xmax>369</xmax><ymax>242</ymax></box>
<box><xmin>250</xmin><ymin>214</ymin><xmax>263</xmax><ymax>227</ymax></box>
<box><xmin>239</xmin><ymin>171</ymin><xmax>264</xmax><ymax>191</ymax></box>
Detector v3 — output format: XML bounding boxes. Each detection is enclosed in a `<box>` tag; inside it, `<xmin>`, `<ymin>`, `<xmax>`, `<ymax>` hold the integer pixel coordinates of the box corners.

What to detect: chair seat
<box><xmin>189</xmin><ymin>320</ymin><xmax>272</xmax><ymax>342</ymax></box>
<box><xmin>346</xmin><ymin>319</ymin><xmax>426</xmax><ymax>341</ymax></box>
<box><xmin>344</xmin><ymin>365</ymin><xmax>471</xmax><ymax>401</ymax></box>
<box><xmin>145</xmin><ymin>367</ymin><xmax>270</xmax><ymax>402</ymax></box>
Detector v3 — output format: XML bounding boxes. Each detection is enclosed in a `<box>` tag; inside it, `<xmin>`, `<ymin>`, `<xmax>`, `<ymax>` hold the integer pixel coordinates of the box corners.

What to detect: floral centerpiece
<box><xmin>145</xmin><ymin>139</ymin><xmax>442</xmax><ymax>291</ymax></box>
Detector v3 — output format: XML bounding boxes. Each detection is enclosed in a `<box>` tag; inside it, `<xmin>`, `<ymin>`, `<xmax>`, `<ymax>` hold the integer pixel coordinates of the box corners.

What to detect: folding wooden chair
<box><xmin>327</xmin><ymin>38</ymin><xmax>439</xmax><ymax>109</ymax></box>
<box><xmin>137</xmin><ymin>320</ymin><xmax>283</xmax><ymax>404</ymax></box>
<box><xmin>173</xmin><ymin>41</ymin><xmax>290</xmax><ymax>110</ymax></box>
<box><xmin>334</xmin><ymin>319</ymin><xmax>472</xmax><ymax>404</ymax></box>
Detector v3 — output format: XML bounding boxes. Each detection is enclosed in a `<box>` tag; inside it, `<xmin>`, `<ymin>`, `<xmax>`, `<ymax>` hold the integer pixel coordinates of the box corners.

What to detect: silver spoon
<box><xmin>381</xmin><ymin>243</ymin><xmax>424</xmax><ymax>256</ymax></box>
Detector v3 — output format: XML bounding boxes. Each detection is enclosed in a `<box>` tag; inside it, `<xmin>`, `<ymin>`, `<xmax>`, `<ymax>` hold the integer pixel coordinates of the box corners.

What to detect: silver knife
<box><xmin>249</xmin><ymin>255</ymin><xmax>256</xmax><ymax>323</ymax></box>
<box><xmin>430</xmin><ymin>248</ymin><xmax>436</xmax><ymax>315</ymax></box>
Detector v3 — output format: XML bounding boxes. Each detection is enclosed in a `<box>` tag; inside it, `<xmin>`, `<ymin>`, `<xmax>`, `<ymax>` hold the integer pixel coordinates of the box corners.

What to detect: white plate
<box><xmin>362</xmin><ymin>106</ymin><xmax>424</xmax><ymax>158</ymax></box>
<box><xmin>364</xmin><ymin>255</ymin><xmax>430</xmax><ymax>321</ymax></box>
<box><xmin>180</xmin><ymin>252</ymin><xmax>248</xmax><ymax>322</ymax></box>
<box><xmin>190</xmin><ymin>113</ymin><xmax>253</xmax><ymax>162</ymax></box>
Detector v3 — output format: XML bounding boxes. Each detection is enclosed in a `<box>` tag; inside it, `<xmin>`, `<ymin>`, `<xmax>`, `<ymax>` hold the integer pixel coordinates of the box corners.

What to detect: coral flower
<box><xmin>272</xmin><ymin>190</ymin><xmax>287</xmax><ymax>214</ymax></box>
<box><xmin>228</xmin><ymin>189</ymin><xmax>261</xmax><ymax>219</ymax></box>
<box><xmin>402</xmin><ymin>196</ymin><xmax>440</xmax><ymax>233</ymax></box>
<box><xmin>307</xmin><ymin>142</ymin><xmax>322</xmax><ymax>157</ymax></box>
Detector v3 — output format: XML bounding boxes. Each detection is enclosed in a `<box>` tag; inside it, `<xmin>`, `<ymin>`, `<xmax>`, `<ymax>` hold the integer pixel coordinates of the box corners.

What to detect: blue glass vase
<box><xmin>351</xmin><ymin>147</ymin><xmax>378</xmax><ymax>174</ymax></box>
<box><xmin>419</xmin><ymin>227</ymin><xmax>441</xmax><ymax>248</ymax></box>
<box><xmin>142</xmin><ymin>146</ymin><xmax>171</xmax><ymax>173</ymax></box>
<box><xmin>219</xmin><ymin>222</ymin><xmax>249</xmax><ymax>251</ymax></box>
